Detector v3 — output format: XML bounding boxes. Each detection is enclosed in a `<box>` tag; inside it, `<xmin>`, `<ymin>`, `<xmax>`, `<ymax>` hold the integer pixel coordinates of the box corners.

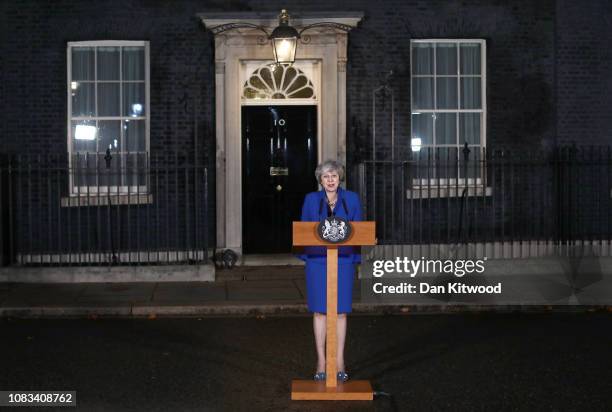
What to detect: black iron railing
<box><xmin>357</xmin><ymin>145</ymin><xmax>612</xmax><ymax>258</ymax></box>
<box><xmin>0</xmin><ymin>152</ymin><xmax>211</xmax><ymax>266</ymax></box>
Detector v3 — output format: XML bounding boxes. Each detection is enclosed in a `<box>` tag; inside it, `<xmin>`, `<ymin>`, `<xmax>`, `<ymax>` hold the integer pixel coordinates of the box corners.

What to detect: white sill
<box><xmin>61</xmin><ymin>193</ymin><xmax>153</xmax><ymax>207</ymax></box>
<box><xmin>407</xmin><ymin>186</ymin><xmax>492</xmax><ymax>199</ymax></box>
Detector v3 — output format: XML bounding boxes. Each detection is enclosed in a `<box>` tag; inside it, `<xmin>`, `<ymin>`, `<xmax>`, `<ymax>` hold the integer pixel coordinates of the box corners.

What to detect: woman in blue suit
<box><xmin>299</xmin><ymin>159</ymin><xmax>362</xmax><ymax>382</ymax></box>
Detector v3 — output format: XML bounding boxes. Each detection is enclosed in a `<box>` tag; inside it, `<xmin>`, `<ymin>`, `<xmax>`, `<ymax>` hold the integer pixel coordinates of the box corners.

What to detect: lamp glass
<box><xmin>273</xmin><ymin>37</ymin><xmax>297</xmax><ymax>64</ymax></box>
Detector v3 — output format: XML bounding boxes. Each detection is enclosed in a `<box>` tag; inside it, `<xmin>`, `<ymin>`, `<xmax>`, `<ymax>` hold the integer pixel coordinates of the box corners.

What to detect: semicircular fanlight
<box><xmin>243</xmin><ymin>64</ymin><xmax>316</xmax><ymax>100</ymax></box>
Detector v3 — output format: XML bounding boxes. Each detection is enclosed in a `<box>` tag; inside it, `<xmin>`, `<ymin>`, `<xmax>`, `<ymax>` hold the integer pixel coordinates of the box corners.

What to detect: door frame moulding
<box><xmin>199</xmin><ymin>11</ymin><xmax>363</xmax><ymax>254</ymax></box>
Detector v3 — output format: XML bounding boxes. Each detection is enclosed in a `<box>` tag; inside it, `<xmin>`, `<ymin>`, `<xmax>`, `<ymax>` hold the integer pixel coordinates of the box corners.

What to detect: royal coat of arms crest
<box><xmin>317</xmin><ymin>216</ymin><xmax>352</xmax><ymax>243</ymax></box>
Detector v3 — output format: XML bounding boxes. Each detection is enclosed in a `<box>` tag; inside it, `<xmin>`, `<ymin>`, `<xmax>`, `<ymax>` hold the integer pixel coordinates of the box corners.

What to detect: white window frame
<box><xmin>410</xmin><ymin>39</ymin><xmax>487</xmax><ymax>188</ymax></box>
<box><xmin>67</xmin><ymin>40</ymin><xmax>150</xmax><ymax>196</ymax></box>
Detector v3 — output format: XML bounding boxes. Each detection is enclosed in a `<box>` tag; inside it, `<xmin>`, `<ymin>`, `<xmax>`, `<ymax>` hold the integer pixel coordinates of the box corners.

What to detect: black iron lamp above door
<box><xmin>206</xmin><ymin>9</ymin><xmax>354</xmax><ymax>65</ymax></box>
<box><xmin>270</xmin><ymin>10</ymin><xmax>299</xmax><ymax>64</ymax></box>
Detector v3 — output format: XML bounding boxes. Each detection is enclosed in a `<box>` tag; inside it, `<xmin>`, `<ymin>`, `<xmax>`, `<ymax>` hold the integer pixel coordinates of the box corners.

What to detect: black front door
<box><xmin>242</xmin><ymin>105</ymin><xmax>318</xmax><ymax>254</ymax></box>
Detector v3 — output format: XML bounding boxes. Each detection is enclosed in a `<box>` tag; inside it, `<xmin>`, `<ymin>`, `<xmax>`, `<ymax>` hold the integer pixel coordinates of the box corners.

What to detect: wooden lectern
<box><xmin>291</xmin><ymin>221</ymin><xmax>376</xmax><ymax>401</ymax></box>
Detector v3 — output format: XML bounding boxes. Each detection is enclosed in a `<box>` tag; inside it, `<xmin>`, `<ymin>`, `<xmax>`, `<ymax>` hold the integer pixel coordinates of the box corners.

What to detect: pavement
<box><xmin>0</xmin><ymin>266</ymin><xmax>610</xmax><ymax>318</ymax></box>
<box><xmin>0</xmin><ymin>266</ymin><xmax>316</xmax><ymax>318</ymax></box>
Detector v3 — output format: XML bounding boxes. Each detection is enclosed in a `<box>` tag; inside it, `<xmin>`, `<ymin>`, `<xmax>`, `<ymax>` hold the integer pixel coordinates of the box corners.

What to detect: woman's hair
<box><xmin>315</xmin><ymin>159</ymin><xmax>345</xmax><ymax>183</ymax></box>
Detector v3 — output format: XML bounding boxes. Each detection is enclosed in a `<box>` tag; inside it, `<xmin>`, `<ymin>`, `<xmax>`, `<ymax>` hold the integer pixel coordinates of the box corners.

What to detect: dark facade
<box><xmin>3</xmin><ymin>1</ymin><xmax>612</xmax><ymax>153</ymax></box>
<box><xmin>1</xmin><ymin>0</ymin><xmax>611</xmax><ymax>265</ymax></box>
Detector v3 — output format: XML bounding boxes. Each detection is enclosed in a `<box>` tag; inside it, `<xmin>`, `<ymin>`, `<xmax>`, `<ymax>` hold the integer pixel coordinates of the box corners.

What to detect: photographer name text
<box><xmin>372</xmin><ymin>282</ymin><xmax>502</xmax><ymax>294</ymax></box>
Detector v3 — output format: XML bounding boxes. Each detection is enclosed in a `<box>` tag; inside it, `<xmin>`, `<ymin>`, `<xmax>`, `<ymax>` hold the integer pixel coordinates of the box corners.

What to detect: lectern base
<box><xmin>291</xmin><ymin>379</ymin><xmax>373</xmax><ymax>401</ymax></box>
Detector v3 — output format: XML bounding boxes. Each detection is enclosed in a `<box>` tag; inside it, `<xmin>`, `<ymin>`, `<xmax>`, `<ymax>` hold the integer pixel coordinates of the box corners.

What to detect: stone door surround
<box><xmin>199</xmin><ymin>11</ymin><xmax>363</xmax><ymax>253</ymax></box>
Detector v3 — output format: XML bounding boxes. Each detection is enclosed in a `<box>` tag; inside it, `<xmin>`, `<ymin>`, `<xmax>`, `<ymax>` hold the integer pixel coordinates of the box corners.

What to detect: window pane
<box><xmin>412</xmin><ymin>77</ymin><xmax>434</xmax><ymax>109</ymax></box>
<box><xmin>123</xmin><ymin>83</ymin><xmax>145</xmax><ymax>117</ymax></box>
<box><xmin>126</xmin><ymin>152</ymin><xmax>147</xmax><ymax>187</ymax></box>
<box><xmin>436</xmin><ymin>43</ymin><xmax>457</xmax><ymax>75</ymax></box>
<box><xmin>286</xmin><ymin>75</ymin><xmax>307</xmax><ymax>94</ymax></box>
<box><xmin>97</xmin><ymin>154</ymin><xmax>121</xmax><ymax>187</ymax></box>
<box><xmin>72</xmin><ymin>47</ymin><xmax>95</xmax><ymax>81</ymax></box>
<box><xmin>99</xmin><ymin>120</ymin><xmax>121</xmax><ymax>153</ymax></box>
<box><xmin>435</xmin><ymin>147</ymin><xmax>458</xmax><ymax>179</ymax></box>
<box><xmin>97</xmin><ymin>47</ymin><xmax>120</xmax><ymax>80</ymax></box>
<box><xmin>459</xmin><ymin>147</ymin><xmax>482</xmax><ymax>179</ymax></box>
<box><xmin>460</xmin><ymin>77</ymin><xmax>482</xmax><ymax>109</ymax></box>
<box><xmin>435</xmin><ymin>113</ymin><xmax>457</xmax><ymax>145</ymax></box>
<box><xmin>97</xmin><ymin>83</ymin><xmax>120</xmax><ymax>116</ymax></box>
<box><xmin>436</xmin><ymin>77</ymin><xmax>458</xmax><ymax>109</ymax></box>
<box><xmin>460</xmin><ymin>43</ymin><xmax>481</xmax><ymax>75</ymax></box>
<box><xmin>73</xmin><ymin>152</ymin><xmax>98</xmax><ymax>187</ymax></box>
<box><xmin>459</xmin><ymin>113</ymin><xmax>481</xmax><ymax>145</ymax></box>
<box><xmin>290</xmin><ymin>87</ymin><xmax>314</xmax><ymax>98</ymax></box>
<box><xmin>412</xmin><ymin>43</ymin><xmax>433</xmax><ymax>75</ymax></box>
<box><xmin>413</xmin><ymin>147</ymin><xmax>437</xmax><ymax>181</ymax></box>
<box><xmin>71</xmin><ymin>83</ymin><xmax>95</xmax><ymax>117</ymax></box>
<box><xmin>122</xmin><ymin>47</ymin><xmax>144</xmax><ymax>80</ymax></box>
<box><xmin>72</xmin><ymin>120</ymin><xmax>97</xmax><ymax>153</ymax></box>
<box><xmin>273</xmin><ymin>64</ymin><xmax>284</xmax><ymax>88</ymax></box>
<box><xmin>282</xmin><ymin>66</ymin><xmax>297</xmax><ymax>90</ymax></box>
<box><xmin>411</xmin><ymin>112</ymin><xmax>433</xmax><ymax>146</ymax></box>
<box><xmin>124</xmin><ymin>120</ymin><xmax>145</xmax><ymax>152</ymax></box>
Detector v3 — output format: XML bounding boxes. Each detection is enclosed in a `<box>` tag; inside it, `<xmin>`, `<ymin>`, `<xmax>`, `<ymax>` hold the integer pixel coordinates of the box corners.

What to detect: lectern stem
<box><xmin>326</xmin><ymin>246</ymin><xmax>338</xmax><ymax>388</ymax></box>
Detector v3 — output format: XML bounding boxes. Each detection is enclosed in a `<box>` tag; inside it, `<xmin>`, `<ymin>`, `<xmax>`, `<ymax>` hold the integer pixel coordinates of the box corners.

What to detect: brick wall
<box><xmin>1</xmin><ymin>0</ymin><xmax>566</xmax><ymax>159</ymax></box>
<box><xmin>556</xmin><ymin>0</ymin><xmax>612</xmax><ymax>145</ymax></box>
<box><xmin>1</xmin><ymin>0</ymin><xmax>610</xmax><ymax>252</ymax></box>
<box><xmin>2</xmin><ymin>0</ymin><xmax>217</xmax><ymax>157</ymax></box>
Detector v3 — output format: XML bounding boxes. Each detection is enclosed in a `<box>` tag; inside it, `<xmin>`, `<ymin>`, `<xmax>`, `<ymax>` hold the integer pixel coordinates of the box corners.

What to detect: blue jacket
<box><xmin>298</xmin><ymin>187</ymin><xmax>363</xmax><ymax>264</ymax></box>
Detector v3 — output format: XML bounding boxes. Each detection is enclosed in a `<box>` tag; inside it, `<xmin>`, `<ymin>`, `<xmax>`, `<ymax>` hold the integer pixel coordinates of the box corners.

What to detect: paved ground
<box><xmin>1</xmin><ymin>266</ymin><xmax>609</xmax><ymax>318</ymax></box>
<box><xmin>0</xmin><ymin>314</ymin><xmax>610</xmax><ymax>411</ymax></box>
<box><xmin>0</xmin><ymin>267</ymin><xmax>312</xmax><ymax>318</ymax></box>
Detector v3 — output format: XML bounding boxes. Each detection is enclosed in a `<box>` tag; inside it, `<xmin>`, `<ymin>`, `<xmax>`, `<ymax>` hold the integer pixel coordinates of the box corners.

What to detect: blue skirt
<box><xmin>305</xmin><ymin>261</ymin><xmax>355</xmax><ymax>314</ymax></box>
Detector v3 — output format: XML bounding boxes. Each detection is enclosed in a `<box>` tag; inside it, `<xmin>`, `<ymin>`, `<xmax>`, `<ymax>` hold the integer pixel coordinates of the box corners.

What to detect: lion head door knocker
<box><xmin>317</xmin><ymin>215</ymin><xmax>352</xmax><ymax>244</ymax></box>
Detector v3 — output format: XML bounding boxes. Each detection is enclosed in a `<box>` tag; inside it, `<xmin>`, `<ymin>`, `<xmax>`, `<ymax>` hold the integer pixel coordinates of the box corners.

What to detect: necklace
<box><xmin>326</xmin><ymin>193</ymin><xmax>337</xmax><ymax>210</ymax></box>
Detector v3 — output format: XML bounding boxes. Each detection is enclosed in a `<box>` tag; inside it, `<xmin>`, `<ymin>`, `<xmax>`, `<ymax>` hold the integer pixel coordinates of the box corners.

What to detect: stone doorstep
<box><xmin>239</xmin><ymin>254</ymin><xmax>305</xmax><ymax>267</ymax></box>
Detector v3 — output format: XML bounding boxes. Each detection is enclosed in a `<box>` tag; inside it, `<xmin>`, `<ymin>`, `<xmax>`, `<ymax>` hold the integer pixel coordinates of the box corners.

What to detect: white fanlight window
<box><xmin>241</xmin><ymin>62</ymin><xmax>318</xmax><ymax>105</ymax></box>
